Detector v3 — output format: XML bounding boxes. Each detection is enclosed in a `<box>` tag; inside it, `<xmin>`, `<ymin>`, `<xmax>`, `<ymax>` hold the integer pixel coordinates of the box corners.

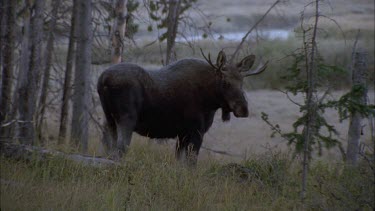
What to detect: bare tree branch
<box><xmin>201</xmin><ymin>146</ymin><xmax>243</xmax><ymax>158</ymax></box>
<box><xmin>229</xmin><ymin>0</ymin><xmax>281</xmax><ymax>63</ymax></box>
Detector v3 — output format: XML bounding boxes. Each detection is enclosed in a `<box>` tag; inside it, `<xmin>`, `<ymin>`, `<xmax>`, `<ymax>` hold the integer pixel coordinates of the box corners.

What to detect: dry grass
<box><xmin>1</xmin><ymin>142</ymin><xmax>374</xmax><ymax>210</ymax></box>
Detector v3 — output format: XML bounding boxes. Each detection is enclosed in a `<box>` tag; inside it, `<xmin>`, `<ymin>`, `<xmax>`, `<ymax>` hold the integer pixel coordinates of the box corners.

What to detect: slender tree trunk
<box><xmin>165</xmin><ymin>0</ymin><xmax>181</xmax><ymax>65</ymax></box>
<box><xmin>111</xmin><ymin>0</ymin><xmax>127</xmax><ymax>64</ymax></box>
<box><xmin>36</xmin><ymin>0</ymin><xmax>62</xmax><ymax>143</ymax></box>
<box><xmin>0</xmin><ymin>0</ymin><xmax>16</xmax><ymax>138</ymax></box>
<box><xmin>10</xmin><ymin>1</ymin><xmax>32</xmax><ymax>141</ymax></box>
<box><xmin>346</xmin><ymin>49</ymin><xmax>368</xmax><ymax>166</ymax></box>
<box><xmin>301</xmin><ymin>0</ymin><xmax>320</xmax><ymax>202</ymax></box>
<box><xmin>70</xmin><ymin>0</ymin><xmax>92</xmax><ymax>152</ymax></box>
<box><xmin>0</xmin><ymin>0</ymin><xmax>4</xmax><ymax>70</ymax></box>
<box><xmin>58</xmin><ymin>0</ymin><xmax>79</xmax><ymax>145</ymax></box>
<box><xmin>18</xmin><ymin>0</ymin><xmax>45</xmax><ymax>145</ymax></box>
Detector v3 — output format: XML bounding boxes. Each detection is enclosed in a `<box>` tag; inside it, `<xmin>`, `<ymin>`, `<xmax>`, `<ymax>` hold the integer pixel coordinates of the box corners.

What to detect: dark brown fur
<box><xmin>97</xmin><ymin>52</ymin><xmax>266</xmax><ymax>165</ymax></box>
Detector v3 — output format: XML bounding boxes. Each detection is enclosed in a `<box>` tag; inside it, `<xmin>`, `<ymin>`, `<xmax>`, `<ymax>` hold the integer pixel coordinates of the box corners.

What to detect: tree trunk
<box><xmin>37</xmin><ymin>0</ymin><xmax>62</xmax><ymax>143</ymax></box>
<box><xmin>165</xmin><ymin>0</ymin><xmax>181</xmax><ymax>65</ymax></box>
<box><xmin>17</xmin><ymin>0</ymin><xmax>44</xmax><ymax>145</ymax></box>
<box><xmin>58</xmin><ymin>0</ymin><xmax>80</xmax><ymax>145</ymax></box>
<box><xmin>8</xmin><ymin>1</ymin><xmax>31</xmax><ymax>141</ymax></box>
<box><xmin>0</xmin><ymin>0</ymin><xmax>16</xmax><ymax>138</ymax></box>
<box><xmin>0</xmin><ymin>0</ymin><xmax>4</xmax><ymax>70</ymax></box>
<box><xmin>301</xmin><ymin>0</ymin><xmax>320</xmax><ymax>202</ymax></box>
<box><xmin>70</xmin><ymin>0</ymin><xmax>92</xmax><ymax>152</ymax></box>
<box><xmin>346</xmin><ymin>49</ymin><xmax>368</xmax><ymax>166</ymax></box>
<box><xmin>111</xmin><ymin>0</ymin><xmax>127</xmax><ymax>64</ymax></box>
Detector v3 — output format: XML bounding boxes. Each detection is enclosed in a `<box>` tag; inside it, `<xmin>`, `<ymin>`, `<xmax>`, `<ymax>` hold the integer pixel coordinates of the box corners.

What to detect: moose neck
<box><xmin>144</xmin><ymin>60</ymin><xmax>227</xmax><ymax>112</ymax></box>
<box><xmin>200</xmin><ymin>71</ymin><xmax>227</xmax><ymax>111</ymax></box>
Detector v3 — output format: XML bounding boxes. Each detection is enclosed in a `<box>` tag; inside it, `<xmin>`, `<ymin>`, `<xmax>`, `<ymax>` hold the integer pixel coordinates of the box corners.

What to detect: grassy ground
<box><xmin>1</xmin><ymin>143</ymin><xmax>373</xmax><ymax>210</ymax></box>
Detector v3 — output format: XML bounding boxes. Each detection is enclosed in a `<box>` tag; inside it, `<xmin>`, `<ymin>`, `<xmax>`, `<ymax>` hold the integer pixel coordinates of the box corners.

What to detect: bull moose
<box><xmin>97</xmin><ymin>50</ymin><xmax>267</xmax><ymax>165</ymax></box>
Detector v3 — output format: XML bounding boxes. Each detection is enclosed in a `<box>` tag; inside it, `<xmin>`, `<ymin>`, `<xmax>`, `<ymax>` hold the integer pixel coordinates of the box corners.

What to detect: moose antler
<box><xmin>200</xmin><ymin>48</ymin><xmax>219</xmax><ymax>70</ymax></box>
<box><xmin>241</xmin><ymin>61</ymin><xmax>269</xmax><ymax>77</ymax></box>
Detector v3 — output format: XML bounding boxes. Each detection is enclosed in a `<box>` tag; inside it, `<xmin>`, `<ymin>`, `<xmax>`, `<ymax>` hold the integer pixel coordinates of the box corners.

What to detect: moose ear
<box><xmin>216</xmin><ymin>50</ymin><xmax>227</xmax><ymax>69</ymax></box>
<box><xmin>237</xmin><ymin>55</ymin><xmax>255</xmax><ymax>72</ymax></box>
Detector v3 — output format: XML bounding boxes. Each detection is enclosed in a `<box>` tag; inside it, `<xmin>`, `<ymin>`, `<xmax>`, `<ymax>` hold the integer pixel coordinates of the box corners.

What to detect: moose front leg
<box><xmin>186</xmin><ymin>132</ymin><xmax>203</xmax><ymax>166</ymax></box>
<box><xmin>176</xmin><ymin>131</ymin><xmax>203</xmax><ymax>166</ymax></box>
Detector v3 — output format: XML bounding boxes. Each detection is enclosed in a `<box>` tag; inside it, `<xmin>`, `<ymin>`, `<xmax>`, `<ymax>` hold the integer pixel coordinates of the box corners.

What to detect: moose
<box><xmin>97</xmin><ymin>50</ymin><xmax>267</xmax><ymax>165</ymax></box>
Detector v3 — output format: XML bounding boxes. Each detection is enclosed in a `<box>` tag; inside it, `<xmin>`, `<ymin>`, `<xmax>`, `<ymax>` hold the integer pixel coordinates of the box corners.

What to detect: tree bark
<box><xmin>165</xmin><ymin>0</ymin><xmax>181</xmax><ymax>65</ymax></box>
<box><xmin>346</xmin><ymin>49</ymin><xmax>368</xmax><ymax>166</ymax></box>
<box><xmin>0</xmin><ymin>0</ymin><xmax>16</xmax><ymax>138</ymax></box>
<box><xmin>17</xmin><ymin>0</ymin><xmax>44</xmax><ymax>145</ymax></box>
<box><xmin>0</xmin><ymin>0</ymin><xmax>4</xmax><ymax>70</ymax></box>
<box><xmin>8</xmin><ymin>1</ymin><xmax>31</xmax><ymax>141</ymax></box>
<box><xmin>37</xmin><ymin>0</ymin><xmax>62</xmax><ymax>143</ymax></box>
<box><xmin>58</xmin><ymin>0</ymin><xmax>80</xmax><ymax>145</ymax></box>
<box><xmin>70</xmin><ymin>0</ymin><xmax>93</xmax><ymax>152</ymax></box>
<box><xmin>301</xmin><ymin>0</ymin><xmax>319</xmax><ymax>202</ymax></box>
<box><xmin>111</xmin><ymin>0</ymin><xmax>127</xmax><ymax>64</ymax></box>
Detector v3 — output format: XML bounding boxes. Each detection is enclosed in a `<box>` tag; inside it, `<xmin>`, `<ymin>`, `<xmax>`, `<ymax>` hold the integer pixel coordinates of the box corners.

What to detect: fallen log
<box><xmin>0</xmin><ymin>141</ymin><xmax>120</xmax><ymax>167</ymax></box>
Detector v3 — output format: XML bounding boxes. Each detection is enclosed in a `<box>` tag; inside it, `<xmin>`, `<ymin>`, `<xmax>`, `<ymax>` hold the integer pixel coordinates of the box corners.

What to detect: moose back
<box><xmin>97</xmin><ymin>51</ymin><xmax>267</xmax><ymax>165</ymax></box>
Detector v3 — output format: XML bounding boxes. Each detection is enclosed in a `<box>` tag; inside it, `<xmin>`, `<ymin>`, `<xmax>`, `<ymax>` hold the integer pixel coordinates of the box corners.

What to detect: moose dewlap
<box><xmin>97</xmin><ymin>51</ymin><xmax>268</xmax><ymax>165</ymax></box>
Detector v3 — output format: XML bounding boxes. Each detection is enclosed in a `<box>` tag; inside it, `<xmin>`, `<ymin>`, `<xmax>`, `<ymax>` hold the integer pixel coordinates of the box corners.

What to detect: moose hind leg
<box><xmin>106</xmin><ymin>83</ymin><xmax>141</xmax><ymax>160</ymax></box>
<box><xmin>102</xmin><ymin>120</ymin><xmax>117</xmax><ymax>154</ymax></box>
<box><xmin>176</xmin><ymin>136</ymin><xmax>188</xmax><ymax>162</ymax></box>
<box><xmin>113</xmin><ymin>114</ymin><xmax>136</xmax><ymax>159</ymax></box>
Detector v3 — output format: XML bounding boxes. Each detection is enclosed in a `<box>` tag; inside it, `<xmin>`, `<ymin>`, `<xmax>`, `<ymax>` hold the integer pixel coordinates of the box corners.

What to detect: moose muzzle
<box><xmin>230</xmin><ymin>101</ymin><xmax>249</xmax><ymax>118</ymax></box>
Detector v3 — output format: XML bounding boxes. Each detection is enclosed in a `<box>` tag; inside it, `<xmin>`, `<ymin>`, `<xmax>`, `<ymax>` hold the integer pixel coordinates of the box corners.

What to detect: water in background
<box><xmin>176</xmin><ymin>29</ymin><xmax>292</xmax><ymax>42</ymax></box>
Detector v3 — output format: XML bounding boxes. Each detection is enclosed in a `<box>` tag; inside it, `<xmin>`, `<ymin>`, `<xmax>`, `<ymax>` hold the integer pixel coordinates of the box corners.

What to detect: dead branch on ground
<box><xmin>0</xmin><ymin>141</ymin><xmax>120</xmax><ymax>167</ymax></box>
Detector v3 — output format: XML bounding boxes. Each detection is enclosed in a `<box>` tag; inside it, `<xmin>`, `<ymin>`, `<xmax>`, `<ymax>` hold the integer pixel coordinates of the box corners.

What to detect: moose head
<box><xmin>201</xmin><ymin>49</ymin><xmax>268</xmax><ymax>121</ymax></box>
